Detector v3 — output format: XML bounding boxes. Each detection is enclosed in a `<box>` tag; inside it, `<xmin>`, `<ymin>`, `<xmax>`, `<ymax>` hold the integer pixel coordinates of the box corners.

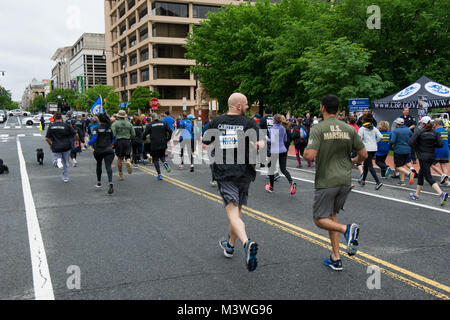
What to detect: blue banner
<box><xmin>90</xmin><ymin>96</ymin><xmax>103</xmax><ymax>115</ymax></box>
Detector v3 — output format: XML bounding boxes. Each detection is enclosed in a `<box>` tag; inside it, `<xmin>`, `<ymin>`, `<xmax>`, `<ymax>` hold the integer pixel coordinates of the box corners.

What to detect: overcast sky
<box><xmin>0</xmin><ymin>0</ymin><xmax>105</xmax><ymax>101</ymax></box>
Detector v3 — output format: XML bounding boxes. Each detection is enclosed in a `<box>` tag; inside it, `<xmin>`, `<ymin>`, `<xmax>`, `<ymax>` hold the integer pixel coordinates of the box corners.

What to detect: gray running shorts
<box><xmin>313</xmin><ymin>186</ymin><xmax>351</xmax><ymax>220</ymax></box>
<box><xmin>217</xmin><ymin>181</ymin><xmax>250</xmax><ymax>207</ymax></box>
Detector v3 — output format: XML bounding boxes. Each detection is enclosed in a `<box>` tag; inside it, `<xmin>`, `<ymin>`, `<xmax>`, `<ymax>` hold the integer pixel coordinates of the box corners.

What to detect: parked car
<box><xmin>0</xmin><ymin>113</ymin><xmax>4</xmax><ymax>123</ymax></box>
<box><xmin>8</xmin><ymin>109</ymin><xmax>29</xmax><ymax>117</ymax></box>
<box><xmin>0</xmin><ymin>110</ymin><xmax>7</xmax><ymax>123</ymax></box>
<box><xmin>22</xmin><ymin>113</ymin><xmax>53</xmax><ymax>125</ymax></box>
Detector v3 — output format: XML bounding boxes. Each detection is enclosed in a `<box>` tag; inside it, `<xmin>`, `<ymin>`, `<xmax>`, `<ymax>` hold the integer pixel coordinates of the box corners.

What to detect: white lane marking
<box><xmin>18</xmin><ymin>134</ymin><xmax>25</xmax><ymax>137</ymax></box>
<box><xmin>255</xmin><ymin>169</ymin><xmax>450</xmax><ymax>214</ymax></box>
<box><xmin>288</xmin><ymin>166</ymin><xmax>438</xmax><ymax>197</ymax></box>
<box><xmin>33</xmin><ymin>133</ymin><xmax>42</xmax><ymax>137</ymax></box>
<box><xmin>27</xmin><ymin>126</ymin><xmax>32</xmax><ymax>129</ymax></box>
<box><xmin>5</xmin><ymin>126</ymin><xmax>10</xmax><ymax>129</ymax></box>
<box><xmin>16</xmin><ymin>137</ymin><xmax>55</xmax><ymax>300</ymax></box>
<box><xmin>15</xmin><ymin>126</ymin><xmax>21</xmax><ymax>129</ymax></box>
<box><xmin>0</xmin><ymin>134</ymin><xmax>8</xmax><ymax>138</ymax></box>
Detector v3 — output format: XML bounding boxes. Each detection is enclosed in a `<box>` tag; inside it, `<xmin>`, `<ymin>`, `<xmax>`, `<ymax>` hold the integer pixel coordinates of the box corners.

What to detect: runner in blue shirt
<box><xmin>162</xmin><ymin>111</ymin><xmax>176</xmax><ymax>157</ymax></box>
<box><xmin>375</xmin><ymin>121</ymin><xmax>392</xmax><ymax>178</ymax></box>
<box><xmin>431</xmin><ymin>119</ymin><xmax>450</xmax><ymax>185</ymax></box>
<box><xmin>178</xmin><ymin>113</ymin><xmax>195</xmax><ymax>171</ymax></box>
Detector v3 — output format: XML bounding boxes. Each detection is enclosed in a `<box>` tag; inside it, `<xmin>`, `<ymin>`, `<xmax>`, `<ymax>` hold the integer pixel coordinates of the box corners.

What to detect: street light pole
<box><xmin>103</xmin><ymin>49</ymin><xmax>127</xmax><ymax>103</ymax></box>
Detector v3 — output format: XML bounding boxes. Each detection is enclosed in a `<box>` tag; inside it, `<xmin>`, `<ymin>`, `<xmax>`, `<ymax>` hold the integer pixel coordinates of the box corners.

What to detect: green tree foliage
<box><xmin>30</xmin><ymin>95</ymin><xmax>47</xmax><ymax>113</ymax></box>
<box><xmin>76</xmin><ymin>84</ymin><xmax>120</xmax><ymax>115</ymax></box>
<box><xmin>46</xmin><ymin>88</ymin><xmax>78</xmax><ymax>110</ymax></box>
<box><xmin>128</xmin><ymin>86</ymin><xmax>159</xmax><ymax>114</ymax></box>
<box><xmin>185</xmin><ymin>0</ymin><xmax>448</xmax><ymax>116</ymax></box>
<box><xmin>0</xmin><ymin>86</ymin><xmax>16</xmax><ymax>110</ymax></box>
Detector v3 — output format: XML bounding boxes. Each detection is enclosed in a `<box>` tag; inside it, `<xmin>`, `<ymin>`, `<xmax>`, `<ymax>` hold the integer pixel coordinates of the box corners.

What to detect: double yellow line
<box><xmin>138</xmin><ymin>165</ymin><xmax>450</xmax><ymax>300</ymax></box>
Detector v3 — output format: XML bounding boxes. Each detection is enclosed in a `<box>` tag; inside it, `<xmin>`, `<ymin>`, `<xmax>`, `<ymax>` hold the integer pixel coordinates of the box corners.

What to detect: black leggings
<box><xmin>418</xmin><ymin>159</ymin><xmax>436</xmax><ymax>187</ymax></box>
<box><xmin>94</xmin><ymin>151</ymin><xmax>115</xmax><ymax>184</ymax></box>
<box><xmin>269</xmin><ymin>152</ymin><xmax>292</xmax><ymax>187</ymax></box>
<box><xmin>363</xmin><ymin>151</ymin><xmax>380</xmax><ymax>184</ymax></box>
<box><xmin>180</xmin><ymin>138</ymin><xmax>194</xmax><ymax>165</ymax></box>
<box><xmin>375</xmin><ymin>154</ymin><xmax>389</xmax><ymax>176</ymax></box>
<box><xmin>131</xmin><ymin>141</ymin><xmax>142</xmax><ymax>164</ymax></box>
<box><xmin>152</xmin><ymin>150</ymin><xmax>167</xmax><ymax>175</ymax></box>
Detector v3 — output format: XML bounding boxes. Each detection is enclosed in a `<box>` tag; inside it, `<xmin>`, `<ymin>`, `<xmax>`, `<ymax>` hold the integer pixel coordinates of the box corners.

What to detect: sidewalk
<box><xmin>287</xmin><ymin>145</ymin><xmax>448</xmax><ymax>176</ymax></box>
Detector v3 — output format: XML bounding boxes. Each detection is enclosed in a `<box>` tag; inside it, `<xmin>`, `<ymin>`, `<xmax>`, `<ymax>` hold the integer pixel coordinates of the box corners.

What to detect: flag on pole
<box><xmin>90</xmin><ymin>95</ymin><xmax>103</xmax><ymax>116</ymax></box>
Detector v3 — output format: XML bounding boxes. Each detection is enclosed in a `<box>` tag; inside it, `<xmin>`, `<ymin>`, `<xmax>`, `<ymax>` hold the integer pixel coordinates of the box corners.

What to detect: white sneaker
<box><xmin>63</xmin><ymin>178</ymin><xmax>69</xmax><ymax>183</ymax></box>
<box><xmin>56</xmin><ymin>158</ymin><xmax>63</xmax><ymax>169</ymax></box>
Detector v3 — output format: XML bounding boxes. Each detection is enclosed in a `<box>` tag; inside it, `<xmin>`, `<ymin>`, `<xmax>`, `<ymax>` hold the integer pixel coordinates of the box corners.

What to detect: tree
<box><xmin>46</xmin><ymin>88</ymin><xmax>78</xmax><ymax>111</ymax></box>
<box><xmin>0</xmin><ymin>86</ymin><xmax>15</xmax><ymax>110</ymax></box>
<box><xmin>30</xmin><ymin>96</ymin><xmax>47</xmax><ymax>113</ymax></box>
<box><xmin>128</xmin><ymin>86</ymin><xmax>159</xmax><ymax>114</ymax></box>
<box><xmin>77</xmin><ymin>84</ymin><xmax>120</xmax><ymax>115</ymax></box>
<box><xmin>298</xmin><ymin>38</ymin><xmax>393</xmax><ymax>112</ymax></box>
<box><xmin>186</xmin><ymin>0</ymin><xmax>284</xmax><ymax>114</ymax></box>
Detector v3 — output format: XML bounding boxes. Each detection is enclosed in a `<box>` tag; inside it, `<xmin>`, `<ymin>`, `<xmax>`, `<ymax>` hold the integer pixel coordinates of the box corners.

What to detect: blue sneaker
<box><xmin>324</xmin><ymin>256</ymin><xmax>343</xmax><ymax>271</ymax></box>
<box><xmin>384</xmin><ymin>167</ymin><xmax>391</xmax><ymax>178</ymax></box>
<box><xmin>157</xmin><ymin>174</ymin><xmax>163</xmax><ymax>181</ymax></box>
<box><xmin>244</xmin><ymin>240</ymin><xmax>258</xmax><ymax>272</ymax></box>
<box><xmin>440</xmin><ymin>192</ymin><xmax>448</xmax><ymax>206</ymax></box>
<box><xmin>409</xmin><ymin>192</ymin><xmax>419</xmax><ymax>201</ymax></box>
<box><xmin>219</xmin><ymin>238</ymin><xmax>234</xmax><ymax>258</ymax></box>
<box><xmin>344</xmin><ymin>223</ymin><xmax>359</xmax><ymax>256</ymax></box>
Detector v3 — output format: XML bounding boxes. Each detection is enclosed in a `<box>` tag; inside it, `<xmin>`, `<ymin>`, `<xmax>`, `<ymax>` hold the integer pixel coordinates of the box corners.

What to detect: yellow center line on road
<box><xmin>138</xmin><ymin>165</ymin><xmax>450</xmax><ymax>300</ymax></box>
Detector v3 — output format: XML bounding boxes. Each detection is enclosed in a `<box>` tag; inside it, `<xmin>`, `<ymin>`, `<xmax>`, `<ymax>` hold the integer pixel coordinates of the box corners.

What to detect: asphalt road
<box><xmin>1</xmin><ymin>116</ymin><xmax>449</xmax><ymax>301</ymax></box>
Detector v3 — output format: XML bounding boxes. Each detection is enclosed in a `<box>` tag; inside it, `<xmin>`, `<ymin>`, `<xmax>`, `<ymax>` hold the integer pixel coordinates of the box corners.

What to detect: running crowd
<box><xmin>43</xmin><ymin>95</ymin><xmax>449</xmax><ymax>272</ymax></box>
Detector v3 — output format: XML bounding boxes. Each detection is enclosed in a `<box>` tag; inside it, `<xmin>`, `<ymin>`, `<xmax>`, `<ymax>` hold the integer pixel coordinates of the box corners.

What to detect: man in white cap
<box><xmin>111</xmin><ymin>110</ymin><xmax>136</xmax><ymax>180</ymax></box>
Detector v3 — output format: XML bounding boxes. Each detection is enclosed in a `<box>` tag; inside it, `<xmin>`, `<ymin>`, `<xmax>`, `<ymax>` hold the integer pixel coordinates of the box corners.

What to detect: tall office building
<box><xmin>104</xmin><ymin>0</ymin><xmax>255</xmax><ymax>117</ymax></box>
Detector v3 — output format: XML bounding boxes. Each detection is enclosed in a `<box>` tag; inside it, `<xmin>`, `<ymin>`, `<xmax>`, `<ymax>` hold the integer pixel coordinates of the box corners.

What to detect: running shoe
<box><xmin>344</xmin><ymin>223</ymin><xmax>359</xmax><ymax>256</ymax></box>
<box><xmin>108</xmin><ymin>184</ymin><xmax>114</xmax><ymax>195</ymax></box>
<box><xmin>384</xmin><ymin>167</ymin><xmax>391</xmax><ymax>178</ymax></box>
<box><xmin>349</xmin><ymin>184</ymin><xmax>355</xmax><ymax>190</ymax></box>
<box><xmin>141</xmin><ymin>160</ymin><xmax>147</xmax><ymax>165</ymax></box>
<box><xmin>63</xmin><ymin>178</ymin><xmax>69</xmax><ymax>183</ymax></box>
<box><xmin>274</xmin><ymin>172</ymin><xmax>280</xmax><ymax>181</ymax></box>
<box><xmin>219</xmin><ymin>239</ymin><xmax>234</xmax><ymax>258</ymax></box>
<box><xmin>211</xmin><ymin>180</ymin><xmax>217</xmax><ymax>187</ymax></box>
<box><xmin>375</xmin><ymin>182</ymin><xmax>383</xmax><ymax>190</ymax></box>
<box><xmin>265</xmin><ymin>183</ymin><xmax>273</xmax><ymax>193</ymax></box>
<box><xmin>157</xmin><ymin>174</ymin><xmax>163</xmax><ymax>181</ymax></box>
<box><xmin>397</xmin><ymin>181</ymin><xmax>406</xmax><ymax>186</ymax></box>
<box><xmin>118</xmin><ymin>171</ymin><xmax>124</xmax><ymax>181</ymax></box>
<box><xmin>440</xmin><ymin>192</ymin><xmax>448</xmax><ymax>206</ymax></box>
<box><xmin>358</xmin><ymin>179</ymin><xmax>365</xmax><ymax>186</ymax></box>
<box><xmin>164</xmin><ymin>163</ymin><xmax>171</xmax><ymax>173</ymax></box>
<box><xmin>126</xmin><ymin>161</ymin><xmax>133</xmax><ymax>174</ymax></box>
<box><xmin>72</xmin><ymin>160</ymin><xmax>77</xmax><ymax>167</ymax></box>
<box><xmin>56</xmin><ymin>158</ymin><xmax>63</xmax><ymax>169</ymax></box>
<box><xmin>409</xmin><ymin>192</ymin><xmax>419</xmax><ymax>201</ymax></box>
<box><xmin>323</xmin><ymin>256</ymin><xmax>343</xmax><ymax>271</ymax></box>
<box><xmin>409</xmin><ymin>170</ymin><xmax>415</xmax><ymax>185</ymax></box>
<box><xmin>190</xmin><ymin>165</ymin><xmax>194</xmax><ymax>172</ymax></box>
<box><xmin>308</xmin><ymin>162</ymin><xmax>311</xmax><ymax>167</ymax></box>
<box><xmin>290</xmin><ymin>182</ymin><xmax>297</xmax><ymax>195</ymax></box>
<box><xmin>440</xmin><ymin>174</ymin><xmax>448</xmax><ymax>185</ymax></box>
<box><xmin>133</xmin><ymin>164</ymin><xmax>139</xmax><ymax>169</ymax></box>
<box><xmin>244</xmin><ymin>240</ymin><xmax>258</xmax><ymax>272</ymax></box>
<box><xmin>179</xmin><ymin>164</ymin><xmax>184</xmax><ymax>170</ymax></box>
<box><xmin>95</xmin><ymin>182</ymin><xmax>102</xmax><ymax>188</ymax></box>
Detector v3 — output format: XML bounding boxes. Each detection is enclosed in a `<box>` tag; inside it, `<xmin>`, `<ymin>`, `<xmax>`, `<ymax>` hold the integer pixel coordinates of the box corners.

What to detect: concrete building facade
<box><xmin>51</xmin><ymin>46</ymin><xmax>72</xmax><ymax>90</ymax></box>
<box><xmin>21</xmin><ymin>79</ymin><xmax>51</xmax><ymax>109</ymax></box>
<box><xmin>104</xmin><ymin>0</ymin><xmax>258</xmax><ymax>118</ymax></box>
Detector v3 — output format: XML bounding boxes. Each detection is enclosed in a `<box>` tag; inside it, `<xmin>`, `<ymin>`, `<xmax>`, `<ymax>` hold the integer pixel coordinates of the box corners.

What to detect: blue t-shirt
<box><xmin>162</xmin><ymin>116</ymin><xmax>175</xmax><ymax>131</ymax></box>
<box><xmin>435</xmin><ymin>127</ymin><xmax>449</xmax><ymax>160</ymax></box>
<box><xmin>390</xmin><ymin>126</ymin><xmax>412</xmax><ymax>155</ymax></box>
<box><xmin>376</xmin><ymin>131</ymin><xmax>391</xmax><ymax>156</ymax></box>
<box><xmin>179</xmin><ymin>119</ymin><xmax>193</xmax><ymax>140</ymax></box>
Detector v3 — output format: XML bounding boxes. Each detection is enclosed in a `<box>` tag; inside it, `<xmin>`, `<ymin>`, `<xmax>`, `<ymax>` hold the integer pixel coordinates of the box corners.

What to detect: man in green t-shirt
<box><xmin>112</xmin><ymin>110</ymin><xmax>136</xmax><ymax>180</ymax></box>
<box><xmin>304</xmin><ymin>94</ymin><xmax>367</xmax><ymax>271</ymax></box>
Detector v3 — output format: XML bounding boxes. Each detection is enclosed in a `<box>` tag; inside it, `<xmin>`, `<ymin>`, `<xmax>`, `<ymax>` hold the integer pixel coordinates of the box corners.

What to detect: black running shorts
<box><xmin>115</xmin><ymin>139</ymin><xmax>132</xmax><ymax>159</ymax></box>
<box><xmin>313</xmin><ymin>186</ymin><xmax>351</xmax><ymax>220</ymax></box>
<box><xmin>394</xmin><ymin>153</ymin><xmax>409</xmax><ymax>167</ymax></box>
<box><xmin>217</xmin><ymin>181</ymin><xmax>250</xmax><ymax>207</ymax></box>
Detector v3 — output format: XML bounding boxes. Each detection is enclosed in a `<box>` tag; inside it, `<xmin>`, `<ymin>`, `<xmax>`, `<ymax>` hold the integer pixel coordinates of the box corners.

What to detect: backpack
<box><xmin>292</xmin><ymin>126</ymin><xmax>307</xmax><ymax>144</ymax></box>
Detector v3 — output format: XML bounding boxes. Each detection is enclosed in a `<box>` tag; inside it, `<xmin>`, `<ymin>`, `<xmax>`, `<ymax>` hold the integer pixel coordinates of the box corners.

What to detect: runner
<box><xmin>431</xmin><ymin>119</ymin><xmax>450</xmax><ymax>186</ymax></box>
<box><xmin>142</xmin><ymin>113</ymin><xmax>173</xmax><ymax>180</ymax></box>
<box><xmin>400</xmin><ymin>107</ymin><xmax>417</xmax><ymax>164</ymax></box>
<box><xmin>265</xmin><ymin>114</ymin><xmax>296</xmax><ymax>194</ymax></box>
<box><xmin>303</xmin><ymin>94</ymin><xmax>367</xmax><ymax>271</ymax></box>
<box><xmin>358</xmin><ymin>113</ymin><xmax>383</xmax><ymax>190</ymax></box>
<box><xmin>87</xmin><ymin>113</ymin><xmax>115</xmax><ymax>195</ymax></box>
<box><xmin>409</xmin><ymin>116</ymin><xmax>448</xmax><ymax>205</ymax></box>
<box><xmin>375</xmin><ymin>121</ymin><xmax>392</xmax><ymax>179</ymax></box>
<box><xmin>131</xmin><ymin>115</ymin><xmax>144</xmax><ymax>168</ymax></box>
<box><xmin>69</xmin><ymin>119</ymin><xmax>83</xmax><ymax>167</ymax></box>
<box><xmin>347</xmin><ymin>116</ymin><xmax>364</xmax><ymax>181</ymax></box>
<box><xmin>178</xmin><ymin>113</ymin><xmax>195</xmax><ymax>172</ymax></box>
<box><xmin>162</xmin><ymin>110</ymin><xmax>176</xmax><ymax>157</ymax></box>
<box><xmin>111</xmin><ymin>110</ymin><xmax>136</xmax><ymax>181</ymax></box>
<box><xmin>391</xmin><ymin>118</ymin><xmax>416</xmax><ymax>185</ymax></box>
<box><xmin>203</xmin><ymin>92</ymin><xmax>264</xmax><ymax>272</ymax></box>
<box><xmin>292</xmin><ymin>117</ymin><xmax>308</xmax><ymax>168</ymax></box>
<box><xmin>45</xmin><ymin>112</ymin><xmax>79</xmax><ymax>183</ymax></box>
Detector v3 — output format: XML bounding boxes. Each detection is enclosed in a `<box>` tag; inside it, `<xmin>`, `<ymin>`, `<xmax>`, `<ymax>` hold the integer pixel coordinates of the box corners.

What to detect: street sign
<box><xmin>150</xmin><ymin>98</ymin><xmax>159</xmax><ymax>110</ymax></box>
<box><xmin>120</xmin><ymin>102</ymin><xmax>126</xmax><ymax>109</ymax></box>
<box><xmin>348</xmin><ymin>98</ymin><xmax>369</xmax><ymax>113</ymax></box>
<box><xmin>76</xmin><ymin>76</ymin><xmax>84</xmax><ymax>94</ymax></box>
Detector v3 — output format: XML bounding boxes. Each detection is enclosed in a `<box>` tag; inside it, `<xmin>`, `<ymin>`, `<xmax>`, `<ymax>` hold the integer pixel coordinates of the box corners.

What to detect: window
<box><xmin>130</xmin><ymin>53</ymin><xmax>138</xmax><ymax>66</ymax></box>
<box><xmin>140</xmin><ymin>47</ymin><xmax>149</xmax><ymax>61</ymax></box>
<box><xmin>153</xmin><ymin>44</ymin><xmax>186</xmax><ymax>59</ymax></box>
<box><xmin>153</xmin><ymin>86</ymin><xmax>190</xmax><ymax>100</ymax></box>
<box><xmin>141</xmin><ymin>68</ymin><xmax>149</xmax><ymax>82</ymax></box>
<box><xmin>152</xmin><ymin>2</ymin><xmax>188</xmax><ymax>18</ymax></box>
<box><xmin>152</xmin><ymin>23</ymin><xmax>189</xmax><ymax>38</ymax></box>
<box><xmin>139</xmin><ymin>27</ymin><xmax>148</xmax><ymax>41</ymax></box>
<box><xmin>128</xmin><ymin>15</ymin><xmax>136</xmax><ymax>29</ymax></box>
<box><xmin>127</xmin><ymin>0</ymin><xmax>135</xmax><ymax>10</ymax></box>
<box><xmin>153</xmin><ymin>65</ymin><xmax>190</xmax><ymax>80</ymax></box>
<box><xmin>193</xmin><ymin>5</ymin><xmax>221</xmax><ymax>19</ymax></box>
<box><xmin>130</xmin><ymin>71</ymin><xmax>138</xmax><ymax>84</ymax></box>
<box><xmin>129</xmin><ymin>33</ymin><xmax>137</xmax><ymax>47</ymax></box>
<box><xmin>118</xmin><ymin>4</ymin><xmax>126</xmax><ymax>18</ymax></box>
<box><xmin>139</xmin><ymin>6</ymin><xmax>148</xmax><ymax>21</ymax></box>
<box><xmin>119</xmin><ymin>22</ymin><xmax>127</xmax><ymax>36</ymax></box>
<box><xmin>121</xmin><ymin>75</ymin><xmax>128</xmax><ymax>87</ymax></box>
